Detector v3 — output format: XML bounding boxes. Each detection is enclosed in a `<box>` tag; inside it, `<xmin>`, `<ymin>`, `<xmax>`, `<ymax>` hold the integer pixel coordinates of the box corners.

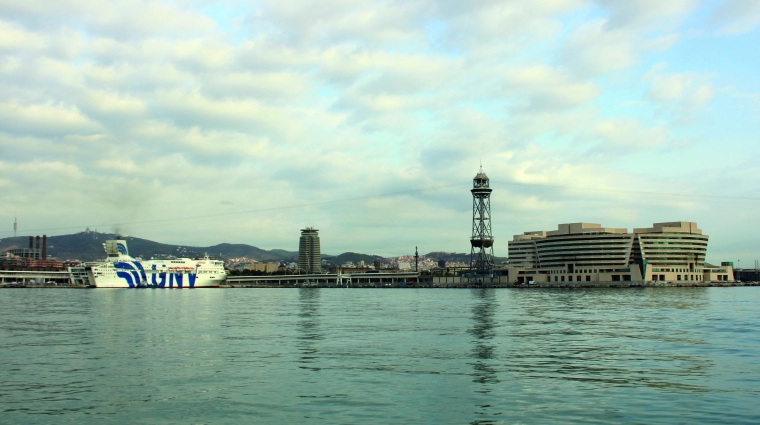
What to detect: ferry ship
<box><xmin>85</xmin><ymin>239</ymin><xmax>226</xmax><ymax>288</ymax></box>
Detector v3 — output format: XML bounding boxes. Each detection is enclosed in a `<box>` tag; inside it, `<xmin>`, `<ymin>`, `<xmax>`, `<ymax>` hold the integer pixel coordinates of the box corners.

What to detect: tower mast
<box><xmin>13</xmin><ymin>216</ymin><xmax>17</xmax><ymax>238</ymax></box>
<box><xmin>470</xmin><ymin>166</ymin><xmax>494</xmax><ymax>275</ymax></box>
<box><xmin>414</xmin><ymin>246</ymin><xmax>419</xmax><ymax>272</ymax></box>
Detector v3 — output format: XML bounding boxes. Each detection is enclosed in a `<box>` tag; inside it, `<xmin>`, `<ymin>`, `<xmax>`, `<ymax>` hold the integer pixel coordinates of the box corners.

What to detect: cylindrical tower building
<box><xmin>298</xmin><ymin>227</ymin><xmax>321</xmax><ymax>274</ymax></box>
<box><xmin>470</xmin><ymin>167</ymin><xmax>494</xmax><ymax>275</ymax></box>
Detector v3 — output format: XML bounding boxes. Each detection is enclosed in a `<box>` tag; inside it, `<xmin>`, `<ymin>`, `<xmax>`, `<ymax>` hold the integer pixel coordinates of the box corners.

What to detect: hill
<box><xmin>325</xmin><ymin>252</ymin><xmax>385</xmax><ymax>266</ymax></box>
<box><xmin>323</xmin><ymin>251</ymin><xmax>508</xmax><ymax>267</ymax></box>
<box><xmin>425</xmin><ymin>251</ymin><xmax>508</xmax><ymax>265</ymax></box>
<box><xmin>0</xmin><ymin>231</ymin><xmax>297</xmax><ymax>262</ymax></box>
<box><xmin>0</xmin><ymin>232</ymin><xmax>507</xmax><ymax>265</ymax></box>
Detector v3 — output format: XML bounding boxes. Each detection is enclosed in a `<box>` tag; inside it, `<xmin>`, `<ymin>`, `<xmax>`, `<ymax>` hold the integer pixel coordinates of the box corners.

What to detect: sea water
<box><xmin>1</xmin><ymin>287</ymin><xmax>758</xmax><ymax>424</ymax></box>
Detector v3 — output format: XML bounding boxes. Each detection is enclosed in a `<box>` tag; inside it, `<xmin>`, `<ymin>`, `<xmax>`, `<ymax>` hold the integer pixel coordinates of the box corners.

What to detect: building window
<box><xmin>677</xmin><ymin>275</ymin><xmax>681</xmax><ymax>281</ymax></box>
<box><xmin>586</xmin><ymin>275</ymin><xmax>591</xmax><ymax>281</ymax></box>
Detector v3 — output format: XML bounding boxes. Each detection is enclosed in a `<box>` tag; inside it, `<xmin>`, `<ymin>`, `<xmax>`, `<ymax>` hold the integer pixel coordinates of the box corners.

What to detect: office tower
<box><xmin>298</xmin><ymin>227</ymin><xmax>321</xmax><ymax>274</ymax></box>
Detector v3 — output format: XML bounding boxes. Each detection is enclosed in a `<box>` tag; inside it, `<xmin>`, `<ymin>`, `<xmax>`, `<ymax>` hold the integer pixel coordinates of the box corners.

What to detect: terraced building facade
<box><xmin>507</xmin><ymin>222</ymin><xmax>732</xmax><ymax>284</ymax></box>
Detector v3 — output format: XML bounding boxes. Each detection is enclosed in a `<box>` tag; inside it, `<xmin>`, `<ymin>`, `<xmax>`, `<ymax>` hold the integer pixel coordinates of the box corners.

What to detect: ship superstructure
<box><xmin>85</xmin><ymin>239</ymin><xmax>226</xmax><ymax>288</ymax></box>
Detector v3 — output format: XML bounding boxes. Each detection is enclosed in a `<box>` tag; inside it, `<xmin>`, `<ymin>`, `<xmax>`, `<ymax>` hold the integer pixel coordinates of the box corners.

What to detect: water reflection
<box><xmin>468</xmin><ymin>289</ymin><xmax>500</xmax><ymax>424</ymax></box>
<box><xmin>297</xmin><ymin>288</ymin><xmax>322</xmax><ymax>371</ymax></box>
<box><xmin>504</xmin><ymin>289</ymin><xmax>712</xmax><ymax>391</ymax></box>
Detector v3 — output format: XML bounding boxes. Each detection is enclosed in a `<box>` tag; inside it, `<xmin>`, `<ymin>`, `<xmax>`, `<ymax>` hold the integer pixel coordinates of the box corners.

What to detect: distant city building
<box><xmin>7</xmin><ymin>248</ymin><xmax>41</xmax><ymax>260</ymax></box>
<box><xmin>1</xmin><ymin>235</ymin><xmax>64</xmax><ymax>272</ymax></box>
<box><xmin>249</xmin><ymin>262</ymin><xmax>280</xmax><ymax>273</ymax></box>
<box><xmin>507</xmin><ymin>221</ymin><xmax>733</xmax><ymax>283</ymax></box>
<box><xmin>6</xmin><ymin>234</ymin><xmax>49</xmax><ymax>261</ymax></box>
<box><xmin>298</xmin><ymin>227</ymin><xmax>321</xmax><ymax>274</ymax></box>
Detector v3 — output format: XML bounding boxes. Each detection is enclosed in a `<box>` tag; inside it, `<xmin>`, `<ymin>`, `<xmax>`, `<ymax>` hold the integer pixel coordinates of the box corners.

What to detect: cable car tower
<box><xmin>470</xmin><ymin>166</ymin><xmax>494</xmax><ymax>275</ymax></box>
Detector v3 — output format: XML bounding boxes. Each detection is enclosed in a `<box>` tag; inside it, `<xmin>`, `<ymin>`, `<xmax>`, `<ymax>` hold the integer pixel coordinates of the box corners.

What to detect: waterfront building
<box><xmin>248</xmin><ymin>262</ymin><xmax>281</xmax><ymax>273</ymax></box>
<box><xmin>298</xmin><ymin>228</ymin><xmax>321</xmax><ymax>274</ymax></box>
<box><xmin>507</xmin><ymin>221</ymin><xmax>733</xmax><ymax>284</ymax></box>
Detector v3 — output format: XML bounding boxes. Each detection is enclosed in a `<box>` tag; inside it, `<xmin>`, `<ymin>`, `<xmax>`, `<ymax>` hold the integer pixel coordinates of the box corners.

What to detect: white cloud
<box><xmin>0</xmin><ymin>101</ymin><xmax>100</xmax><ymax>136</ymax></box>
<box><xmin>0</xmin><ymin>0</ymin><xmax>215</xmax><ymax>38</ymax></box>
<box><xmin>151</xmin><ymin>89</ymin><xmax>305</xmax><ymax>140</ymax></box>
<box><xmin>201</xmin><ymin>71</ymin><xmax>311</xmax><ymax>100</ymax></box>
<box><xmin>504</xmin><ymin>65</ymin><xmax>600</xmax><ymax>110</ymax></box>
<box><xmin>589</xmin><ymin>118</ymin><xmax>670</xmax><ymax>154</ymax></box>
<box><xmin>0</xmin><ymin>20</ymin><xmax>46</xmax><ymax>51</ymax></box>
<box><xmin>561</xmin><ymin>0</ymin><xmax>697</xmax><ymax>77</ymax></box>
<box><xmin>80</xmin><ymin>90</ymin><xmax>147</xmax><ymax>119</ymax></box>
<box><xmin>593</xmin><ymin>0</ymin><xmax>700</xmax><ymax>29</ymax></box>
<box><xmin>0</xmin><ymin>0</ymin><xmax>756</xmax><ymax>261</ymax></box>
<box><xmin>437</xmin><ymin>0</ymin><xmax>584</xmax><ymax>51</ymax></box>
<box><xmin>561</xmin><ymin>20</ymin><xmax>638</xmax><ymax>76</ymax></box>
<box><xmin>644</xmin><ymin>64</ymin><xmax>715</xmax><ymax>118</ymax></box>
<box><xmin>249</xmin><ymin>0</ymin><xmax>428</xmax><ymax>46</ymax></box>
<box><xmin>710</xmin><ymin>0</ymin><xmax>760</xmax><ymax>34</ymax></box>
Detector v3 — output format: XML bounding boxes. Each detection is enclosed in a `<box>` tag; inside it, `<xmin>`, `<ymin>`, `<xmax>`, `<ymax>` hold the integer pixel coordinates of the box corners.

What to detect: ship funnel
<box><xmin>105</xmin><ymin>239</ymin><xmax>130</xmax><ymax>258</ymax></box>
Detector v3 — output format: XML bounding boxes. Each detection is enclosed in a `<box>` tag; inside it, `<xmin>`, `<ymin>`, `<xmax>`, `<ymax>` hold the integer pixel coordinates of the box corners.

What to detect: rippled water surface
<box><xmin>1</xmin><ymin>288</ymin><xmax>759</xmax><ymax>424</ymax></box>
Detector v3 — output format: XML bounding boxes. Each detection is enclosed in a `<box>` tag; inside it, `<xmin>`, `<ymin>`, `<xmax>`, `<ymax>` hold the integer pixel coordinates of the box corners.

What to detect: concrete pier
<box><xmin>0</xmin><ymin>270</ymin><xmax>73</xmax><ymax>286</ymax></box>
<box><xmin>226</xmin><ymin>271</ymin><xmax>422</xmax><ymax>288</ymax></box>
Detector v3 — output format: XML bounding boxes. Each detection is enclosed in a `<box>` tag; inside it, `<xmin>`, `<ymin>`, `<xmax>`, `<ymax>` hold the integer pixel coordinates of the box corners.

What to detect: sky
<box><xmin>0</xmin><ymin>0</ymin><xmax>759</xmax><ymax>264</ymax></box>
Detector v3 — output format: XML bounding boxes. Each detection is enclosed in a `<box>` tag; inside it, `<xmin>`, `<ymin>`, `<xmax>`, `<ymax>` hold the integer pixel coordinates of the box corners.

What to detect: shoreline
<box><xmin>5</xmin><ymin>282</ymin><xmax>758</xmax><ymax>289</ymax></box>
<box><xmin>222</xmin><ymin>281</ymin><xmax>760</xmax><ymax>289</ymax></box>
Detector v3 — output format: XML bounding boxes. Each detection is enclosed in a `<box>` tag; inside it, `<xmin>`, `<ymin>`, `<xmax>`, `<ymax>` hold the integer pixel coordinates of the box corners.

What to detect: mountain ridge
<box><xmin>0</xmin><ymin>232</ymin><xmax>298</xmax><ymax>262</ymax></box>
<box><xmin>0</xmin><ymin>232</ymin><xmax>507</xmax><ymax>264</ymax></box>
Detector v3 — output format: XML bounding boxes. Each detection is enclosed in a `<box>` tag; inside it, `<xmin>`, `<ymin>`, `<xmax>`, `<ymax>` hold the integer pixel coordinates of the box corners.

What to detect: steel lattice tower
<box><xmin>470</xmin><ymin>166</ymin><xmax>494</xmax><ymax>275</ymax></box>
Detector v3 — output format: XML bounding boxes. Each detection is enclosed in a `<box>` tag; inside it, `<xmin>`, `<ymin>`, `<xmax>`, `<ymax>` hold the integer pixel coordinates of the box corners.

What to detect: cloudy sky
<box><xmin>1</xmin><ymin>0</ymin><xmax>759</xmax><ymax>263</ymax></box>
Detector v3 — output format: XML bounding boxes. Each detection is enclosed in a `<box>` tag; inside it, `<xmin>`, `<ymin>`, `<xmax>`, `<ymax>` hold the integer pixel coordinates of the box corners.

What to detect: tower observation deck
<box><xmin>470</xmin><ymin>166</ymin><xmax>494</xmax><ymax>275</ymax></box>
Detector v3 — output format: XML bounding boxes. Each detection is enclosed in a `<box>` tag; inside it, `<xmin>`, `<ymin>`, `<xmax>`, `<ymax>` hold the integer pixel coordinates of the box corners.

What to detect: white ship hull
<box><xmin>86</xmin><ymin>239</ymin><xmax>226</xmax><ymax>288</ymax></box>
